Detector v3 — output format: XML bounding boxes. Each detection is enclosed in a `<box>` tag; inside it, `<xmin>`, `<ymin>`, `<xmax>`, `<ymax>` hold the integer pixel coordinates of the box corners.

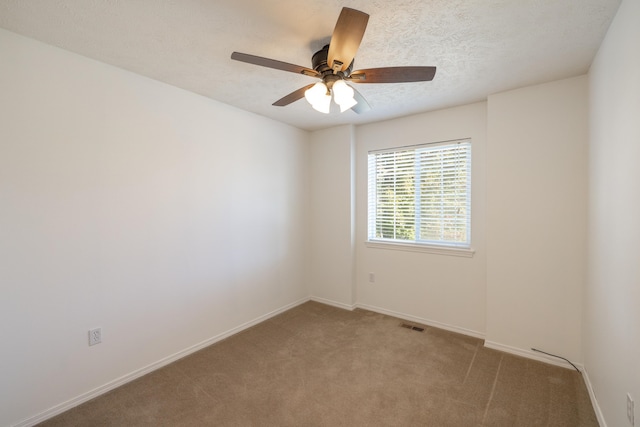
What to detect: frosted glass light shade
<box><xmin>337</xmin><ymin>96</ymin><xmax>357</xmax><ymax>112</ymax></box>
<box><xmin>332</xmin><ymin>80</ymin><xmax>357</xmax><ymax>112</ymax></box>
<box><xmin>311</xmin><ymin>93</ymin><xmax>331</xmax><ymax>114</ymax></box>
<box><xmin>305</xmin><ymin>82</ymin><xmax>331</xmax><ymax>113</ymax></box>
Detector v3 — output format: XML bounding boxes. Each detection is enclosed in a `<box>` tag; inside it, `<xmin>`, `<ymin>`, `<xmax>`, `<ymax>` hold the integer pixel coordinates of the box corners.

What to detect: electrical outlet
<box><xmin>628</xmin><ymin>393</ymin><xmax>635</xmax><ymax>426</ymax></box>
<box><xmin>369</xmin><ymin>272</ymin><xmax>375</xmax><ymax>283</ymax></box>
<box><xmin>88</xmin><ymin>328</ymin><xmax>102</xmax><ymax>346</ymax></box>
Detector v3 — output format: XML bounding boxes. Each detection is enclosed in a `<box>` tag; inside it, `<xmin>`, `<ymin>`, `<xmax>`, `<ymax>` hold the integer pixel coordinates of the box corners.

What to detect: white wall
<box><xmin>485</xmin><ymin>76</ymin><xmax>588</xmax><ymax>364</ymax></box>
<box><xmin>354</xmin><ymin>103</ymin><xmax>488</xmax><ymax>336</ymax></box>
<box><xmin>586</xmin><ymin>0</ymin><xmax>640</xmax><ymax>425</ymax></box>
<box><xmin>0</xmin><ymin>28</ymin><xmax>310</xmax><ymax>427</ymax></box>
<box><xmin>309</xmin><ymin>125</ymin><xmax>356</xmax><ymax>307</ymax></box>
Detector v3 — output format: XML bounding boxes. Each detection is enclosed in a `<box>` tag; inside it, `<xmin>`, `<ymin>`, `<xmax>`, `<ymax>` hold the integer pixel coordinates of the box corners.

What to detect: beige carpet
<box><xmin>38</xmin><ymin>301</ymin><xmax>598</xmax><ymax>426</ymax></box>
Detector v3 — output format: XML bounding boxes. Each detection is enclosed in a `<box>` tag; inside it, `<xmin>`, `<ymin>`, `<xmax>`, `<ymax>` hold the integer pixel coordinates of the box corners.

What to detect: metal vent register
<box><xmin>400</xmin><ymin>323</ymin><xmax>425</xmax><ymax>332</ymax></box>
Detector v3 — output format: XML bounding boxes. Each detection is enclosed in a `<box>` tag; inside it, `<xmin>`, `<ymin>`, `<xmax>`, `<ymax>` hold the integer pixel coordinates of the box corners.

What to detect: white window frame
<box><xmin>367</xmin><ymin>139</ymin><xmax>473</xmax><ymax>257</ymax></box>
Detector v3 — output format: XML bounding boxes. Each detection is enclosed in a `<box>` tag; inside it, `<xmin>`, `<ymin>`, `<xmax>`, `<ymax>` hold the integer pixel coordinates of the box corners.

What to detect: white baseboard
<box><xmin>581</xmin><ymin>367</ymin><xmax>608</xmax><ymax>427</ymax></box>
<box><xmin>309</xmin><ymin>295</ymin><xmax>356</xmax><ymax>311</ymax></box>
<box><xmin>354</xmin><ymin>302</ymin><xmax>485</xmax><ymax>339</ymax></box>
<box><xmin>483</xmin><ymin>340</ymin><xmax>585</xmax><ymax>371</ymax></box>
<box><xmin>13</xmin><ymin>297</ymin><xmax>310</xmax><ymax>427</ymax></box>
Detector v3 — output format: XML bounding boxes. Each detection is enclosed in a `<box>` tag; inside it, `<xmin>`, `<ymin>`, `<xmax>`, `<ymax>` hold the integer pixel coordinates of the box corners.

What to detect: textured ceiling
<box><xmin>0</xmin><ymin>0</ymin><xmax>621</xmax><ymax>131</ymax></box>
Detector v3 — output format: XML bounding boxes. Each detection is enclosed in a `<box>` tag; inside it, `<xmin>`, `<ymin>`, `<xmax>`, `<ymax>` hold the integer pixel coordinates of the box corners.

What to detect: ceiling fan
<box><xmin>230</xmin><ymin>7</ymin><xmax>436</xmax><ymax>114</ymax></box>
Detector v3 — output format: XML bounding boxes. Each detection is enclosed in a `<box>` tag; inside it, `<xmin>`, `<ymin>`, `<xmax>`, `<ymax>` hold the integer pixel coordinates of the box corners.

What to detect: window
<box><xmin>367</xmin><ymin>139</ymin><xmax>471</xmax><ymax>250</ymax></box>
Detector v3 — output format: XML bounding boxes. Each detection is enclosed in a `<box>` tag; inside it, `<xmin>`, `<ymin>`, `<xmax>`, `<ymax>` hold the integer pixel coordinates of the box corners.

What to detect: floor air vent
<box><xmin>400</xmin><ymin>323</ymin><xmax>425</xmax><ymax>332</ymax></box>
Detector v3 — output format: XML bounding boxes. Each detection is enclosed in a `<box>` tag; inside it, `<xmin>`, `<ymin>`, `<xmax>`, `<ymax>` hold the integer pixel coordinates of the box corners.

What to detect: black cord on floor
<box><xmin>531</xmin><ymin>348</ymin><xmax>581</xmax><ymax>373</ymax></box>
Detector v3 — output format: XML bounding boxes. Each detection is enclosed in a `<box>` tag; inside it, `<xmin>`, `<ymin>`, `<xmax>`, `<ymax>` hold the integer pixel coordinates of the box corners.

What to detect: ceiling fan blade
<box><xmin>272</xmin><ymin>84</ymin><xmax>316</xmax><ymax>107</ymax></box>
<box><xmin>327</xmin><ymin>8</ymin><xmax>369</xmax><ymax>73</ymax></box>
<box><xmin>350</xmin><ymin>87</ymin><xmax>371</xmax><ymax>114</ymax></box>
<box><xmin>348</xmin><ymin>66</ymin><xmax>437</xmax><ymax>83</ymax></box>
<box><xmin>231</xmin><ymin>52</ymin><xmax>319</xmax><ymax>77</ymax></box>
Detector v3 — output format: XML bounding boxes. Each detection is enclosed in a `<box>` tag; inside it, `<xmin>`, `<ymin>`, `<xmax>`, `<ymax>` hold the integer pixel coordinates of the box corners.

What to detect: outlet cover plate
<box><xmin>89</xmin><ymin>328</ymin><xmax>102</xmax><ymax>346</ymax></box>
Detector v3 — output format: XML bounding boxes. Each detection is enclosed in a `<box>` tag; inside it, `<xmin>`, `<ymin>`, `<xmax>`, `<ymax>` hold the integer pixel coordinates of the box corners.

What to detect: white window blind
<box><xmin>367</xmin><ymin>139</ymin><xmax>471</xmax><ymax>248</ymax></box>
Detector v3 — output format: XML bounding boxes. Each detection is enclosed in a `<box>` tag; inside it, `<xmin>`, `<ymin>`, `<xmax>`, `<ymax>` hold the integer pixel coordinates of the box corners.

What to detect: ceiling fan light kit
<box><xmin>231</xmin><ymin>7</ymin><xmax>436</xmax><ymax>115</ymax></box>
<box><xmin>304</xmin><ymin>79</ymin><xmax>357</xmax><ymax>114</ymax></box>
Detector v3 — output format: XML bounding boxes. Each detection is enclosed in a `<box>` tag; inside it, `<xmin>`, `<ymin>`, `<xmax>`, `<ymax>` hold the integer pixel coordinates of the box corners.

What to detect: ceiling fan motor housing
<box><xmin>312</xmin><ymin>44</ymin><xmax>354</xmax><ymax>79</ymax></box>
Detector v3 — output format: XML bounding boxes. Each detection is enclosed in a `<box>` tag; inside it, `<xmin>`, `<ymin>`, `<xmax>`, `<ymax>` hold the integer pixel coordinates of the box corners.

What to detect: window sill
<box><xmin>365</xmin><ymin>240</ymin><xmax>475</xmax><ymax>258</ymax></box>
